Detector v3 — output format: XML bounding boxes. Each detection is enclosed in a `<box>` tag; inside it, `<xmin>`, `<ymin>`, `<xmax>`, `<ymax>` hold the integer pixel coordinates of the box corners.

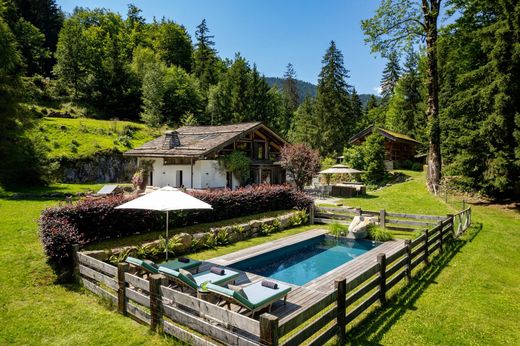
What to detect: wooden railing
<box><xmin>313</xmin><ymin>206</ymin><xmax>446</xmax><ymax>232</ymax></box>
<box><xmin>74</xmin><ymin>207</ymin><xmax>471</xmax><ymax>346</ymax></box>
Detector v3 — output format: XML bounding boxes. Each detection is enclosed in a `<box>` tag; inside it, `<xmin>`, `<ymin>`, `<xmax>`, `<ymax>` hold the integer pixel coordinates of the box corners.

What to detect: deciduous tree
<box><xmin>280</xmin><ymin>143</ymin><xmax>321</xmax><ymax>191</ymax></box>
<box><xmin>362</xmin><ymin>0</ymin><xmax>443</xmax><ymax>193</ymax></box>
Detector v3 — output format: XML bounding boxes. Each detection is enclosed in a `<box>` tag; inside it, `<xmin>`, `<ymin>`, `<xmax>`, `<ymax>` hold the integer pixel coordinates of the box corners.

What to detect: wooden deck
<box><xmin>203</xmin><ymin>229</ymin><xmax>405</xmax><ymax>324</ymax></box>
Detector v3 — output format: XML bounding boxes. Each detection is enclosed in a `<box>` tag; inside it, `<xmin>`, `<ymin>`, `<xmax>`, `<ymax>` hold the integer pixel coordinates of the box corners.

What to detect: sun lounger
<box><xmin>125</xmin><ymin>256</ymin><xmax>201</xmax><ymax>277</ymax></box>
<box><xmin>206</xmin><ymin>280</ymin><xmax>291</xmax><ymax>317</ymax></box>
<box><xmin>159</xmin><ymin>266</ymin><xmax>239</xmax><ymax>292</ymax></box>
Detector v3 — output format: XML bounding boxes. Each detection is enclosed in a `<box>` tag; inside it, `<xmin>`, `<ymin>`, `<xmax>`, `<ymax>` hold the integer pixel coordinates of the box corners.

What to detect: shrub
<box><xmin>260</xmin><ymin>219</ymin><xmax>281</xmax><ymax>236</ymax></box>
<box><xmin>219</xmin><ymin>151</ymin><xmax>251</xmax><ymax>185</ymax></box>
<box><xmin>401</xmin><ymin>160</ymin><xmax>413</xmax><ymax>169</ymax></box>
<box><xmin>329</xmin><ymin>222</ymin><xmax>348</xmax><ymax>237</ymax></box>
<box><xmin>411</xmin><ymin>162</ymin><xmax>423</xmax><ymax>171</ymax></box>
<box><xmin>367</xmin><ymin>224</ymin><xmax>394</xmax><ymax>241</ymax></box>
<box><xmin>363</xmin><ymin>133</ymin><xmax>387</xmax><ymax>185</ymax></box>
<box><xmin>39</xmin><ymin>184</ymin><xmax>312</xmax><ymax>274</ymax></box>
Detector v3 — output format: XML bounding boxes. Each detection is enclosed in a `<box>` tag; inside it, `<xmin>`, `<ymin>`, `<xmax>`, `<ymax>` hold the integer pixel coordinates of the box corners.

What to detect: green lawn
<box><xmin>341</xmin><ymin>171</ymin><xmax>520</xmax><ymax>345</ymax></box>
<box><xmin>0</xmin><ymin>195</ymin><xmax>177</xmax><ymax>345</ymax></box>
<box><xmin>1</xmin><ymin>171</ymin><xmax>519</xmax><ymax>345</ymax></box>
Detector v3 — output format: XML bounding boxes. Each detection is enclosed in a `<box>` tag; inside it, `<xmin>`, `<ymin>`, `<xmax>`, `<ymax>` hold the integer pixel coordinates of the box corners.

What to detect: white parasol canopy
<box><xmin>115</xmin><ymin>186</ymin><xmax>212</xmax><ymax>260</ymax></box>
<box><xmin>319</xmin><ymin>164</ymin><xmax>364</xmax><ymax>175</ymax></box>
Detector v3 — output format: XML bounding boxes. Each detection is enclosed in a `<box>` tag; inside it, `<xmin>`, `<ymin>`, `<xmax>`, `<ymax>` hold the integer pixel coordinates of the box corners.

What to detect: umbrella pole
<box><xmin>165</xmin><ymin>210</ymin><xmax>169</xmax><ymax>261</ymax></box>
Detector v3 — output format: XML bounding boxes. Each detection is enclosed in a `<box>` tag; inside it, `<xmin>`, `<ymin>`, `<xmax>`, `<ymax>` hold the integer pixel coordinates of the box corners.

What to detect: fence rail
<box><xmin>74</xmin><ymin>207</ymin><xmax>472</xmax><ymax>346</ymax></box>
<box><xmin>313</xmin><ymin>206</ymin><xmax>450</xmax><ymax>233</ymax></box>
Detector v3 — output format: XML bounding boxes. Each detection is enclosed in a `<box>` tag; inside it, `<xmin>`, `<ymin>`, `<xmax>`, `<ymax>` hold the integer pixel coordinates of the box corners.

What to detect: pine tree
<box><xmin>351</xmin><ymin>88</ymin><xmax>363</xmax><ymax>120</ymax></box>
<box><xmin>439</xmin><ymin>0</ymin><xmax>520</xmax><ymax>195</ymax></box>
<box><xmin>282</xmin><ymin>63</ymin><xmax>299</xmax><ymax>113</ymax></box>
<box><xmin>385</xmin><ymin>50</ymin><xmax>425</xmax><ymax>137</ymax></box>
<box><xmin>247</xmin><ymin>64</ymin><xmax>271</xmax><ymax>123</ymax></box>
<box><xmin>380</xmin><ymin>51</ymin><xmax>401</xmax><ymax>102</ymax></box>
<box><xmin>365</xmin><ymin>95</ymin><xmax>379</xmax><ymax>112</ymax></box>
<box><xmin>288</xmin><ymin>96</ymin><xmax>320</xmax><ymax>148</ymax></box>
<box><xmin>315</xmin><ymin>41</ymin><xmax>353</xmax><ymax>155</ymax></box>
<box><xmin>192</xmin><ymin>19</ymin><xmax>220</xmax><ymax>90</ymax></box>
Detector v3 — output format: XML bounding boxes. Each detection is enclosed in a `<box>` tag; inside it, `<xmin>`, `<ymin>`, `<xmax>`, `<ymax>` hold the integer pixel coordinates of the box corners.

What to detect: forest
<box><xmin>0</xmin><ymin>0</ymin><xmax>518</xmax><ymax>197</ymax></box>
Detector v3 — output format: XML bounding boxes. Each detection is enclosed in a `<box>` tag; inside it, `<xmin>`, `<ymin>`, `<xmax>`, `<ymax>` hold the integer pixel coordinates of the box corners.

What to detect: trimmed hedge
<box><xmin>39</xmin><ymin>184</ymin><xmax>312</xmax><ymax>275</ymax></box>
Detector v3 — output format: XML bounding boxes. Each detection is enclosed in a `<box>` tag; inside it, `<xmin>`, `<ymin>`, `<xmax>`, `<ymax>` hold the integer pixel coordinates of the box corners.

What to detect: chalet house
<box><xmin>348</xmin><ymin>126</ymin><xmax>422</xmax><ymax>169</ymax></box>
<box><xmin>124</xmin><ymin>122</ymin><xmax>288</xmax><ymax>189</ymax></box>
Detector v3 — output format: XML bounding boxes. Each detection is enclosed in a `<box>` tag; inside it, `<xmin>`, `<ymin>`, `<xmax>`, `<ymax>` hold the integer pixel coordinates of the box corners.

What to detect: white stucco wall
<box><xmin>141</xmin><ymin>158</ymin><xmax>239</xmax><ymax>189</ymax></box>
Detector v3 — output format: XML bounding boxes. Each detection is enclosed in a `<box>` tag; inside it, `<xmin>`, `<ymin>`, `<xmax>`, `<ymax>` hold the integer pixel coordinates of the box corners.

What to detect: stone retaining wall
<box><xmin>84</xmin><ymin>210</ymin><xmax>307</xmax><ymax>262</ymax></box>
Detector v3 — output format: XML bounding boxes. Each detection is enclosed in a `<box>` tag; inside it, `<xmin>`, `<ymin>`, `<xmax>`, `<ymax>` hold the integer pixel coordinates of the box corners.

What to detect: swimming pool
<box><xmin>230</xmin><ymin>235</ymin><xmax>379</xmax><ymax>286</ymax></box>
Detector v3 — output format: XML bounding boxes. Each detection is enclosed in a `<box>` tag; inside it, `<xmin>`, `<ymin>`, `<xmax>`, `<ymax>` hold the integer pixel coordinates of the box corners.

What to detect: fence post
<box><xmin>379</xmin><ymin>209</ymin><xmax>386</xmax><ymax>228</ymax></box>
<box><xmin>259</xmin><ymin>313</ymin><xmax>279</xmax><ymax>346</ymax></box>
<box><xmin>377</xmin><ymin>253</ymin><xmax>387</xmax><ymax>305</ymax></box>
<box><xmin>150</xmin><ymin>274</ymin><xmax>165</xmax><ymax>333</ymax></box>
<box><xmin>423</xmin><ymin>229</ymin><xmax>430</xmax><ymax>264</ymax></box>
<box><xmin>72</xmin><ymin>244</ymin><xmax>80</xmax><ymax>283</ymax></box>
<box><xmin>404</xmin><ymin>240</ymin><xmax>412</xmax><ymax>283</ymax></box>
<box><xmin>335</xmin><ymin>279</ymin><xmax>346</xmax><ymax>343</ymax></box>
<box><xmin>117</xmin><ymin>263</ymin><xmax>129</xmax><ymax>315</ymax></box>
<box><xmin>446</xmin><ymin>214</ymin><xmax>454</xmax><ymax>239</ymax></box>
<box><xmin>439</xmin><ymin>222</ymin><xmax>444</xmax><ymax>253</ymax></box>
<box><xmin>309</xmin><ymin>204</ymin><xmax>315</xmax><ymax>225</ymax></box>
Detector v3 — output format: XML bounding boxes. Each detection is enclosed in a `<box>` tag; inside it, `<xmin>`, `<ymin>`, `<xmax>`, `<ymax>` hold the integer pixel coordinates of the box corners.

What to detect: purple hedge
<box><xmin>39</xmin><ymin>184</ymin><xmax>312</xmax><ymax>275</ymax></box>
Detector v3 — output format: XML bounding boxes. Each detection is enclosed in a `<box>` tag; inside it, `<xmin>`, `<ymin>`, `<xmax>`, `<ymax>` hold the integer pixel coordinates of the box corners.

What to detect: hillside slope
<box><xmin>32</xmin><ymin>117</ymin><xmax>158</xmax><ymax>160</ymax></box>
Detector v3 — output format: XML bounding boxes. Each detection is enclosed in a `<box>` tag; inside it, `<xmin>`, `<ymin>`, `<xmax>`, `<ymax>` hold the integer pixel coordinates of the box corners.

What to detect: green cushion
<box><xmin>242</xmin><ymin>281</ymin><xmax>291</xmax><ymax>309</ymax></box>
<box><xmin>159</xmin><ymin>258</ymin><xmax>202</xmax><ymax>271</ymax></box>
<box><xmin>193</xmin><ymin>269</ymin><xmax>240</xmax><ymax>287</ymax></box>
<box><xmin>158</xmin><ymin>266</ymin><xmax>197</xmax><ymax>290</ymax></box>
<box><xmin>125</xmin><ymin>256</ymin><xmax>159</xmax><ymax>274</ymax></box>
<box><xmin>206</xmin><ymin>283</ymin><xmax>255</xmax><ymax>310</ymax></box>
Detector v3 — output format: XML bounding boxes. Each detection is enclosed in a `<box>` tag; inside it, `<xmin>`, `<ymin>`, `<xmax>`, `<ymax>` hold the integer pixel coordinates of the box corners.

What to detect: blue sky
<box><xmin>56</xmin><ymin>0</ymin><xmax>387</xmax><ymax>94</ymax></box>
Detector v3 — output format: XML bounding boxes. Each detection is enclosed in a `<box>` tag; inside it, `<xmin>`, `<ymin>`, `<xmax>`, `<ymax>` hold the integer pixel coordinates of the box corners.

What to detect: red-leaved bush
<box><xmin>39</xmin><ymin>184</ymin><xmax>312</xmax><ymax>275</ymax></box>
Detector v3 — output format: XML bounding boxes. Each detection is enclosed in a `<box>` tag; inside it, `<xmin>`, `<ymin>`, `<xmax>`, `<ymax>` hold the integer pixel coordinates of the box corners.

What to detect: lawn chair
<box><xmin>125</xmin><ymin>256</ymin><xmax>201</xmax><ymax>278</ymax></box>
<box><xmin>158</xmin><ymin>266</ymin><xmax>240</xmax><ymax>293</ymax></box>
<box><xmin>206</xmin><ymin>280</ymin><xmax>291</xmax><ymax>318</ymax></box>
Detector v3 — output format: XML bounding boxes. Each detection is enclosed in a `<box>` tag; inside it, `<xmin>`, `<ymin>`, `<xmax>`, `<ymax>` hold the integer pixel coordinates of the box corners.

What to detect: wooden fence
<box><xmin>313</xmin><ymin>206</ymin><xmax>446</xmax><ymax>232</ymax></box>
<box><xmin>74</xmin><ymin>207</ymin><xmax>472</xmax><ymax>346</ymax></box>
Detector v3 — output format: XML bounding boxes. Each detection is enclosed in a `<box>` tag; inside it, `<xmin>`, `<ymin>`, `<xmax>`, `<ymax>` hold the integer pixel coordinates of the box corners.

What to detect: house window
<box><xmin>176</xmin><ymin>170</ymin><xmax>183</xmax><ymax>187</ymax></box>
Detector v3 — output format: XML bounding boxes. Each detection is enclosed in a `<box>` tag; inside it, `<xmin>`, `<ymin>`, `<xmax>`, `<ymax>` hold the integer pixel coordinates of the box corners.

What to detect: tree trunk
<box><xmin>422</xmin><ymin>0</ymin><xmax>442</xmax><ymax>194</ymax></box>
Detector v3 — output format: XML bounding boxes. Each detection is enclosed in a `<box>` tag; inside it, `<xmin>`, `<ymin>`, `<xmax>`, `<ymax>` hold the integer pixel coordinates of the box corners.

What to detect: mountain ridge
<box><xmin>264</xmin><ymin>77</ymin><xmax>377</xmax><ymax>106</ymax></box>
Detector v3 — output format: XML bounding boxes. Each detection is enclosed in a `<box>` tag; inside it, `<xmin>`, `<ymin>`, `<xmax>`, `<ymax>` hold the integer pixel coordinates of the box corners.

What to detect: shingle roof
<box><xmin>124</xmin><ymin>122</ymin><xmax>286</xmax><ymax>158</ymax></box>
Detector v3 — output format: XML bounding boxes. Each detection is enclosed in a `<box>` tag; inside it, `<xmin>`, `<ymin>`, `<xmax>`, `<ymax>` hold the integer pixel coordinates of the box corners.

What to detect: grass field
<box><xmin>31</xmin><ymin>117</ymin><xmax>157</xmax><ymax>159</ymax></box>
<box><xmin>1</xmin><ymin>171</ymin><xmax>519</xmax><ymax>345</ymax></box>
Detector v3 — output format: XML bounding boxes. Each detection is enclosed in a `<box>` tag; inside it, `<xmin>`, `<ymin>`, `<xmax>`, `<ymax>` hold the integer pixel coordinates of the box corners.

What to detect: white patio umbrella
<box><xmin>319</xmin><ymin>164</ymin><xmax>364</xmax><ymax>175</ymax></box>
<box><xmin>115</xmin><ymin>186</ymin><xmax>212</xmax><ymax>260</ymax></box>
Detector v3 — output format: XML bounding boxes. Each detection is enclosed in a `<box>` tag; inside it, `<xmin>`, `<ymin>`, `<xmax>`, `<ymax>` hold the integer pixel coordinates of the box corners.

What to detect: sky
<box><xmin>56</xmin><ymin>0</ymin><xmax>388</xmax><ymax>95</ymax></box>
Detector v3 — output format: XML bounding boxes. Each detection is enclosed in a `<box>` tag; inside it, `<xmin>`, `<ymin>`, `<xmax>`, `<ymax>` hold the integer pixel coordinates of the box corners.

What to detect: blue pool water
<box><xmin>230</xmin><ymin>235</ymin><xmax>379</xmax><ymax>286</ymax></box>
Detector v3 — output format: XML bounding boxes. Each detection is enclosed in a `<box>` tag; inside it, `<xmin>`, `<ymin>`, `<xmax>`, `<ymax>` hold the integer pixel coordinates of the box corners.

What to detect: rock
<box><xmin>279</xmin><ymin>217</ymin><xmax>291</xmax><ymax>229</ymax></box>
<box><xmin>192</xmin><ymin>232</ymin><xmax>207</xmax><ymax>241</ymax></box>
<box><xmin>348</xmin><ymin>216</ymin><xmax>377</xmax><ymax>239</ymax></box>
<box><xmin>176</xmin><ymin>233</ymin><xmax>192</xmax><ymax>250</ymax></box>
<box><xmin>249</xmin><ymin>221</ymin><xmax>261</xmax><ymax>228</ymax></box>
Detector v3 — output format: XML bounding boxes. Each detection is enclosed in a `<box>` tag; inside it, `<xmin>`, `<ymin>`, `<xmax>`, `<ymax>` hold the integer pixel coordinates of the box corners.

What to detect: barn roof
<box><xmin>348</xmin><ymin>125</ymin><xmax>421</xmax><ymax>145</ymax></box>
